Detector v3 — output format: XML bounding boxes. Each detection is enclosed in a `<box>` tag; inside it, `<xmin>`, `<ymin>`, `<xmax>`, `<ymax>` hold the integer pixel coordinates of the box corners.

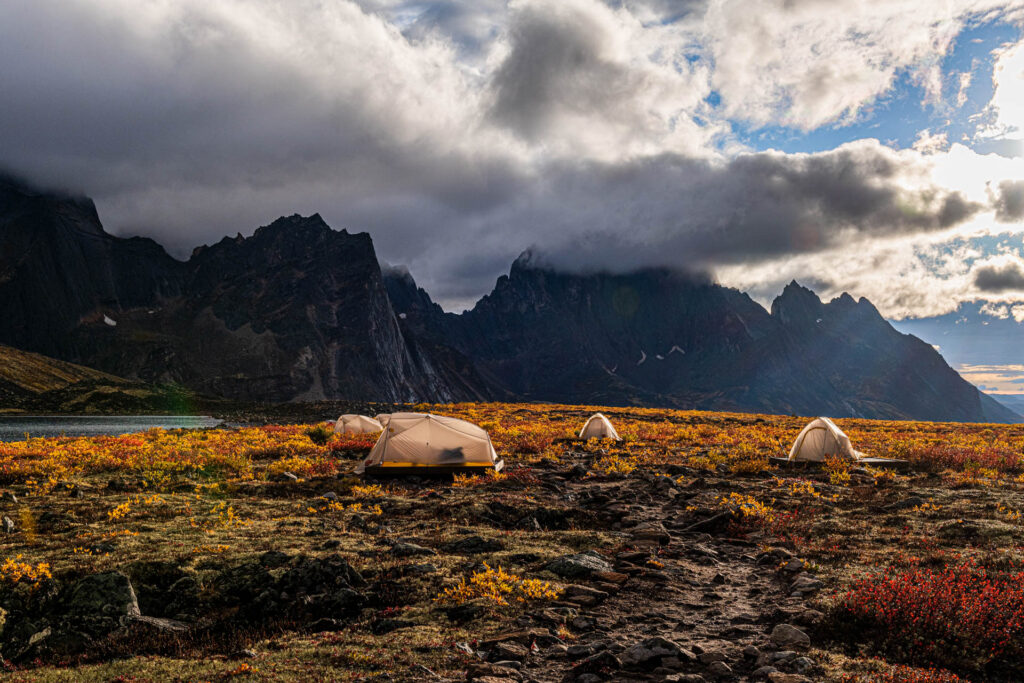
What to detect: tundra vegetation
<box><xmin>0</xmin><ymin>403</ymin><xmax>1023</xmax><ymax>681</ymax></box>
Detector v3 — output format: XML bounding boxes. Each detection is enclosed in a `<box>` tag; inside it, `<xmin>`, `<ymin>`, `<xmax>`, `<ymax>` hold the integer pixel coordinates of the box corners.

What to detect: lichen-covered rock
<box><xmin>547</xmin><ymin>551</ymin><xmax>612</xmax><ymax>578</ymax></box>
<box><xmin>64</xmin><ymin>571</ymin><xmax>140</xmax><ymax>619</ymax></box>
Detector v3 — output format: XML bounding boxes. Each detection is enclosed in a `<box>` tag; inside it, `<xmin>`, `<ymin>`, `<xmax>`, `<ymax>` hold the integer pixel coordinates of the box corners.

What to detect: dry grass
<box><xmin>1</xmin><ymin>403</ymin><xmax>1024</xmax><ymax>680</ymax></box>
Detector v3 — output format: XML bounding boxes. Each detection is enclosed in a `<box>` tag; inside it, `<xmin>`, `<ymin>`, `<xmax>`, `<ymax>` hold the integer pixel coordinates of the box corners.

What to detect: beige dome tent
<box><xmin>334</xmin><ymin>414</ymin><xmax>383</xmax><ymax>435</ymax></box>
<box><xmin>787</xmin><ymin>417</ymin><xmax>862</xmax><ymax>462</ymax></box>
<box><xmin>357</xmin><ymin>413</ymin><xmax>504</xmax><ymax>475</ymax></box>
<box><xmin>375</xmin><ymin>413</ymin><xmax>391</xmax><ymax>426</ymax></box>
<box><xmin>579</xmin><ymin>413</ymin><xmax>621</xmax><ymax>441</ymax></box>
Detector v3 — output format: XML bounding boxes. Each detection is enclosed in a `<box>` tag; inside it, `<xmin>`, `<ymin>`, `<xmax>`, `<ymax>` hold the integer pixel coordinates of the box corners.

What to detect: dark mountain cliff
<box><xmin>0</xmin><ymin>179</ymin><xmax>470</xmax><ymax>402</ymax></box>
<box><xmin>0</xmin><ymin>177</ymin><xmax>1016</xmax><ymax>422</ymax></box>
<box><xmin>0</xmin><ymin>177</ymin><xmax>184</xmax><ymax>359</ymax></box>
<box><xmin>387</xmin><ymin>257</ymin><xmax>1019</xmax><ymax>423</ymax></box>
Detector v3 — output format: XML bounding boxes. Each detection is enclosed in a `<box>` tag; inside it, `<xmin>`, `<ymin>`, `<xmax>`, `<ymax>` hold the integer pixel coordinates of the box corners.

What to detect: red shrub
<box><xmin>834</xmin><ymin>559</ymin><xmax>1024</xmax><ymax>675</ymax></box>
<box><xmin>329</xmin><ymin>435</ymin><xmax>377</xmax><ymax>452</ymax></box>
<box><xmin>842</xmin><ymin>664</ymin><xmax>966</xmax><ymax>682</ymax></box>
<box><xmin>905</xmin><ymin>443</ymin><xmax>1024</xmax><ymax>474</ymax></box>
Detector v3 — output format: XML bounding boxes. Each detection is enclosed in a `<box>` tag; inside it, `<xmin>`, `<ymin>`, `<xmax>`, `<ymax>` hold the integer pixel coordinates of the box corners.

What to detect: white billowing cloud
<box><xmin>978</xmin><ymin>37</ymin><xmax>1024</xmax><ymax>140</ymax></box>
<box><xmin>702</xmin><ymin>0</ymin><xmax>1022</xmax><ymax>130</ymax></box>
<box><xmin>913</xmin><ymin>129</ymin><xmax>950</xmax><ymax>154</ymax></box>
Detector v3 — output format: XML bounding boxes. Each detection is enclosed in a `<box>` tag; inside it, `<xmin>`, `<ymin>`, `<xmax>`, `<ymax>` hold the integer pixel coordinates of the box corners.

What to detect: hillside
<box><xmin>0</xmin><ymin>344</ymin><xmax>199</xmax><ymax>415</ymax></box>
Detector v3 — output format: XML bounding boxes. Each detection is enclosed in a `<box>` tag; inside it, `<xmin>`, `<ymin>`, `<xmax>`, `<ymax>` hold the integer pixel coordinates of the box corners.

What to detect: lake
<box><xmin>0</xmin><ymin>416</ymin><xmax>223</xmax><ymax>442</ymax></box>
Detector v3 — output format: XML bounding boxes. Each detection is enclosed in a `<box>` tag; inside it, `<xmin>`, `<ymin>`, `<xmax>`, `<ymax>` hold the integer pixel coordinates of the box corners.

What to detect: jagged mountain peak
<box><xmin>830</xmin><ymin>292</ymin><xmax>857</xmax><ymax>307</ymax></box>
<box><xmin>770</xmin><ymin>280</ymin><xmax>823</xmax><ymax>324</ymax></box>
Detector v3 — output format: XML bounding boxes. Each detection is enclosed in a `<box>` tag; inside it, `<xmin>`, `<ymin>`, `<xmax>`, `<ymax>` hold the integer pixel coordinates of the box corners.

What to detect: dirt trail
<box><xmin>460</xmin><ymin>457</ymin><xmax>824</xmax><ymax>683</ymax></box>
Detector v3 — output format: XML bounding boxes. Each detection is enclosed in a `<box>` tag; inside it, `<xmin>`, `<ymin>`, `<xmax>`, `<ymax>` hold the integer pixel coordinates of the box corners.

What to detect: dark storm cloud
<box><xmin>994</xmin><ymin>180</ymin><xmax>1024</xmax><ymax>222</ymax></box>
<box><xmin>508</xmin><ymin>143</ymin><xmax>983</xmax><ymax>275</ymax></box>
<box><xmin>974</xmin><ymin>260</ymin><xmax>1024</xmax><ymax>292</ymax></box>
<box><xmin>489</xmin><ymin>2</ymin><xmax>634</xmax><ymax>138</ymax></box>
<box><xmin>0</xmin><ymin>0</ymin><xmax>1000</xmax><ymax>309</ymax></box>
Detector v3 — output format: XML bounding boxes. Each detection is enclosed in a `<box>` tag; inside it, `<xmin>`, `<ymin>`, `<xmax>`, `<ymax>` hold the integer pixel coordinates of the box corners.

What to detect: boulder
<box><xmin>443</xmin><ymin>535</ymin><xmax>505</xmax><ymax>554</ymax></box>
<box><xmin>770</xmin><ymin>624</ymin><xmax>810</xmax><ymax>649</ymax></box>
<box><xmin>629</xmin><ymin>522</ymin><xmax>672</xmax><ymax>546</ymax></box>
<box><xmin>64</xmin><ymin>571</ymin><xmax>140</xmax><ymax>619</ymax></box>
<box><xmin>547</xmin><ymin>552</ymin><xmax>612</xmax><ymax>578</ymax></box>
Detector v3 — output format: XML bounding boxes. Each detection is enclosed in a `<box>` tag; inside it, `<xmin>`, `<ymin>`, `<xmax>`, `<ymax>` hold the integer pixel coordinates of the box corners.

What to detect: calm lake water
<box><xmin>0</xmin><ymin>416</ymin><xmax>223</xmax><ymax>442</ymax></box>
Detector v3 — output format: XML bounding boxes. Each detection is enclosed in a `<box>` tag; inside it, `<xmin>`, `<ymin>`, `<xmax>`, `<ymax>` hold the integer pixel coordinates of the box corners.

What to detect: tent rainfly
<box><xmin>787</xmin><ymin>417</ymin><xmax>862</xmax><ymax>462</ymax></box>
<box><xmin>375</xmin><ymin>413</ymin><xmax>392</xmax><ymax>426</ymax></box>
<box><xmin>579</xmin><ymin>413</ymin><xmax>621</xmax><ymax>441</ymax></box>
<box><xmin>334</xmin><ymin>414</ymin><xmax>383</xmax><ymax>435</ymax></box>
<box><xmin>357</xmin><ymin>412</ymin><xmax>504</xmax><ymax>475</ymax></box>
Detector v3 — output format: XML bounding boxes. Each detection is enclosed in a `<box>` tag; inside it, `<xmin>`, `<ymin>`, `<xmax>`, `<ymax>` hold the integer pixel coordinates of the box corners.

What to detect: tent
<box><xmin>579</xmin><ymin>413</ymin><xmax>621</xmax><ymax>441</ymax></box>
<box><xmin>786</xmin><ymin>417</ymin><xmax>861</xmax><ymax>462</ymax></box>
<box><xmin>334</xmin><ymin>414</ymin><xmax>383</xmax><ymax>435</ymax></box>
<box><xmin>778</xmin><ymin>417</ymin><xmax>906</xmax><ymax>468</ymax></box>
<box><xmin>357</xmin><ymin>412</ymin><xmax>504</xmax><ymax>475</ymax></box>
<box><xmin>375</xmin><ymin>413</ymin><xmax>392</xmax><ymax>426</ymax></box>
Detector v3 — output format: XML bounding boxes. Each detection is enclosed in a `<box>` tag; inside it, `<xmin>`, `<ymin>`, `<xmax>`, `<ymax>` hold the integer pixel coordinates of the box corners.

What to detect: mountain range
<box><xmin>0</xmin><ymin>175</ymin><xmax>1017</xmax><ymax>423</ymax></box>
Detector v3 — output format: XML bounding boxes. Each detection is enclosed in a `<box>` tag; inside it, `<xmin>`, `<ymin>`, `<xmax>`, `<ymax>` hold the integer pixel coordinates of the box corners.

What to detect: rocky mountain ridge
<box><xmin>0</xmin><ymin>176</ymin><xmax>1016</xmax><ymax>422</ymax></box>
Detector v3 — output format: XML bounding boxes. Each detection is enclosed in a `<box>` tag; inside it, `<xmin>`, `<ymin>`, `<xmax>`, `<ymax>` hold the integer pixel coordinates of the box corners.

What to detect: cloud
<box><xmin>0</xmin><ymin>0</ymin><xmax>1022</xmax><ymax>311</ymax></box>
<box><xmin>974</xmin><ymin>254</ymin><xmax>1024</xmax><ymax>291</ymax></box>
<box><xmin>958</xmin><ymin>362</ymin><xmax>1024</xmax><ymax>392</ymax></box>
<box><xmin>994</xmin><ymin>180</ymin><xmax>1024</xmax><ymax>221</ymax></box>
<box><xmin>508</xmin><ymin>140</ymin><xmax>982</xmax><ymax>273</ymax></box>
<box><xmin>486</xmin><ymin>0</ymin><xmax>715</xmax><ymax>158</ymax></box>
<box><xmin>976</xmin><ymin>37</ymin><xmax>1024</xmax><ymax>144</ymax></box>
<box><xmin>913</xmin><ymin>129</ymin><xmax>950</xmax><ymax>154</ymax></box>
<box><xmin>702</xmin><ymin>0</ymin><xmax>1022</xmax><ymax>130</ymax></box>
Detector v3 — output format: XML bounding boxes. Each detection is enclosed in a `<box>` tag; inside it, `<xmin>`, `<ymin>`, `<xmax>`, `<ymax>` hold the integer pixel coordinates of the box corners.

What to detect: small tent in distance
<box><xmin>358</xmin><ymin>412</ymin><xmax>504</xmax><ymax>475</ymax></box>
<box><xmin>375</xmin><ymin>413</ymin><xmax>391</xmax><ymax>426</ymax></box>
<box><xmin>787</xmin><ymin>417</ymin><xmax>861</xmax><ymax>462</ymax></box>
<box><xmin>335</xmin><ymin>414</ymin><xmax>383</xmax><ymax>435</ymax></box>
<box><xmin>579</xmin><ymin>413</ymin><xmax>621</xmax><ymax>441</ymax></box>
<box><xmin>774</xmin><ymin>417</ymin><xmax>906</xmax><ymax>468</ymax></box>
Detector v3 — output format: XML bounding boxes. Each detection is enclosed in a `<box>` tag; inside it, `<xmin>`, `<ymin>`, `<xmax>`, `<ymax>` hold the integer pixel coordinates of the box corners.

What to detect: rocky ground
<box><xmin>1</xmin><ymin>407</ymin><xmax>1022</xmax><ymax>681</ymax></box>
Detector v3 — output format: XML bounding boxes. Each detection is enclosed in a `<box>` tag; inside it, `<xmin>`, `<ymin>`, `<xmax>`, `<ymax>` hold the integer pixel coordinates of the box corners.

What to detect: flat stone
<box><xmin>488</xmin><ymin>641</ymin><xmax>529</xmax><ymax>662</ymax></box>
<box><xmin>388</xmin><ymin>542</ymin><xmax>437</xmax><ymax>557</ymax></box>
